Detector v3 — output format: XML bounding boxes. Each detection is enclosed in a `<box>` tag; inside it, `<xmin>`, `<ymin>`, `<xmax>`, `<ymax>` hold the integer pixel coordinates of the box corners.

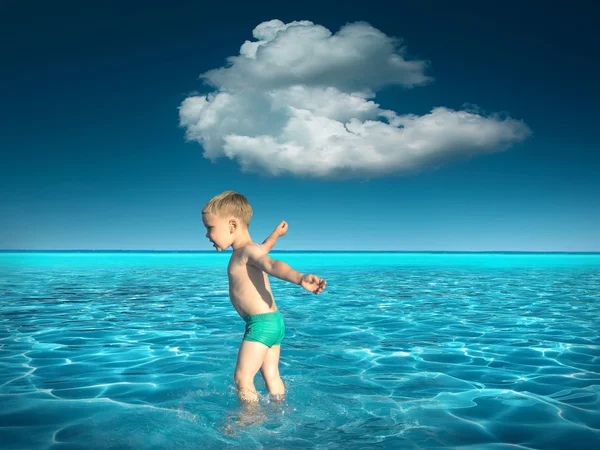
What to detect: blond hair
<box><xmin>202</xmin><ymin>191</ymin><xmax>253</xmax><ymax>227</ymax></box>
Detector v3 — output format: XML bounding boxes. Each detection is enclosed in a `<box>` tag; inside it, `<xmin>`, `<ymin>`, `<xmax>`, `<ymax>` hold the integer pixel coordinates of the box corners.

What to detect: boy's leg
<box><xmin>260</xmin><ymin>345</ymin><xmax>285</xmax><ymax>400</ymax></box>
<box><xmin>234</xmin><ymin>340</ymin><xmax>270</xmax><ymax>404</ymax></box>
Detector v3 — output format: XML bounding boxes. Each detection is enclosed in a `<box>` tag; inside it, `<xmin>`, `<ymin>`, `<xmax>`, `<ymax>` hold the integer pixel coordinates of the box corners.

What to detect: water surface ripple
<box><xmin>1</xmin><ymin>252</ymin><xmax>599</xmax><ymax>449</ymax></box>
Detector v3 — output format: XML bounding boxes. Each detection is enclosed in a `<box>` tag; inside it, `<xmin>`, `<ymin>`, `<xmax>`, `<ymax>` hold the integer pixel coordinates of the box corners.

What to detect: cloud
<box><xmin>179</xmin><ymin>19</ymin><xmax>531</xmax><ymax>179</ymax></box>
<box><xmin>202</xmin><ymin>20</ymin><xmax>431</xmax><ymax>92</ymax></box>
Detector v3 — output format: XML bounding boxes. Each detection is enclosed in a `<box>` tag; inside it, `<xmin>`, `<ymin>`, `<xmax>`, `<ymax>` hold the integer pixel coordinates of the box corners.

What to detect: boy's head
<box><xmin>202</xmin><ymin>191</ymin><xmax>253</xmax><ymax>251</ymax></box>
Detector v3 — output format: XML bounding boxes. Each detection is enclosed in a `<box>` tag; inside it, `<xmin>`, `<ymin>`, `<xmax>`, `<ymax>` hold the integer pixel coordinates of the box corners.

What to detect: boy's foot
<box><xmin>220</xmin><ymin>405</ymin><xmax>266</xmax><ymax>436</ymax></box>
<box><xmin>269</xmin><ymin>393</ymin><xmax>285</xmax><ymax>403</ymax></box>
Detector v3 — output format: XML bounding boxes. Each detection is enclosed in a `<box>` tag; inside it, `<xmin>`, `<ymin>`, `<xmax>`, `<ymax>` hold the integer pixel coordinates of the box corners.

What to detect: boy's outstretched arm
<box><xmin>247</xmin><ymin>245</ymin><xmax>326</xmax><ymax>295</ymax></box>
<box><xmin>260</xmin><ymin>221</ymin><xmax>288</xmax><ymax>253</ymax></box>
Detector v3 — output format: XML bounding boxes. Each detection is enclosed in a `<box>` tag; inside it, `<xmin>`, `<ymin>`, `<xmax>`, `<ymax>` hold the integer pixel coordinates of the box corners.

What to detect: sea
<box><xmin>1</xmin><ymin>251</ymin><xmax>599</xmax><ymax>449</ymax></box>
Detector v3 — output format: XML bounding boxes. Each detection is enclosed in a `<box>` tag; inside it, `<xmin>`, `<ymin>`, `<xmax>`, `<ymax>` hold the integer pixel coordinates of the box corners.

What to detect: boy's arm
<box><xmin>260</xmin><ymin>234</ymin><xmax>278</xmax><ymax>254</ymax></box>
<box><xmin>260</xmin><ymin>221</ymin><xmax>287</xmax><ymax>253</ymax></box>
<box><xmin>248</xmin><ymin>245</ymin><xmax>303</xmax><ymax>285</ymax></box>
<box><xmin>246</xmin><ymin>245</ymin><xmax>326</xmax><ymax>294</ymax></box>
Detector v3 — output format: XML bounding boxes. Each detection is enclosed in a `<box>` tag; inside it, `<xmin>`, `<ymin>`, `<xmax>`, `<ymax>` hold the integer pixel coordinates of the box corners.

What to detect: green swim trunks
<box><xmin>243</xmin><ymin>310</ymin><xmax>285</xmax><ymax>348</ymax></box>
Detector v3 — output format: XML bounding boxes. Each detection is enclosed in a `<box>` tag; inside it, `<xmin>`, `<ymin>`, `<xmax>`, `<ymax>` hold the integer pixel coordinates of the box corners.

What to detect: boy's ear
<box><xmin>229</xmin><ymin>218</ymin><xmax>237</xmax><ymax>233</ymax></box>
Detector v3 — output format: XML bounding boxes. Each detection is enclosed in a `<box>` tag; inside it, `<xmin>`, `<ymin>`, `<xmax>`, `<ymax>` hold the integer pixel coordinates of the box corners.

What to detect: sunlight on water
<box><xmin>1</xmin><ymin>252</ymin><xmax>599</xmax><ymax>449</ymax></box>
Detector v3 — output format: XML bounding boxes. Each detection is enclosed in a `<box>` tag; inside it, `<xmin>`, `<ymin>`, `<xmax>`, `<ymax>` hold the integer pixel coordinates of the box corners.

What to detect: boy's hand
<box><xmin>300</xmin><ymin>274</ymin><xmax>326</xmax><ymax>295</ymax></box>
<box><xmin>274</xmin><ymin>221</ymin><xmax>288</xmax><ymax>237</ymax></box>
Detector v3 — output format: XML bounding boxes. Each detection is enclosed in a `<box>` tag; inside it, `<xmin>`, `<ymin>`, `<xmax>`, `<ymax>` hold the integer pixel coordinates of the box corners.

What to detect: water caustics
<box><xmin>1</xmin><ymin>252</ymin><xmax>599</xmax><ymax>449</ymax></box>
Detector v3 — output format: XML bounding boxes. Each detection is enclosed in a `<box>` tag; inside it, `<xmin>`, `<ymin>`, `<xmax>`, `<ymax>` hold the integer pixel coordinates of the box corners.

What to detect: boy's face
<box><xmin>202</xmin><ymin>213</ymin><xmax>232</xmax><ymax>252</ymax></box>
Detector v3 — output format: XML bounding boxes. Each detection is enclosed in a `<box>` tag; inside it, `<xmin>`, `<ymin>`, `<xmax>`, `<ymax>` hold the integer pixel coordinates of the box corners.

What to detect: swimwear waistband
<box><xmin>243</xmin><ymin>310</ymin><xmax>282</xmax><ymax>323</ymax></box>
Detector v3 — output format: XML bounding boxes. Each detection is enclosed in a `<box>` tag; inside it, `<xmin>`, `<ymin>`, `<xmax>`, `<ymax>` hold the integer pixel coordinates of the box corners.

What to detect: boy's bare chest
<box><xmin>227</xmin><ymin>254</ymin><xmax>251</xmax><ymax>288</ymax></box>
<box><xmin>227</xmin><ymin>253</ymin><xmax>245</xmax><ymax>278</ymax></box>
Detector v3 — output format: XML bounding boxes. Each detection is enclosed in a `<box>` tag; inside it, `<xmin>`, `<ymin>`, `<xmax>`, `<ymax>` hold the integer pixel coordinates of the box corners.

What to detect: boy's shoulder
<box><xmin>244</xmin><ymin>242</ymin><xmax>267</xmax><ymax>259</ymax></box>
<box><xmin>233</xmin><ymin>242</ymin><xmax>266</xmax><ymax>262</ymax></box>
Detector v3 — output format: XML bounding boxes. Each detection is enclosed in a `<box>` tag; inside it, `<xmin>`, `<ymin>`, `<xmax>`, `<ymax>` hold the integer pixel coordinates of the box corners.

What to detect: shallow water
<box><xmin>1</xmin><ymin>252</ymin><xmax>599</xmax><ymax>449</ymax></box>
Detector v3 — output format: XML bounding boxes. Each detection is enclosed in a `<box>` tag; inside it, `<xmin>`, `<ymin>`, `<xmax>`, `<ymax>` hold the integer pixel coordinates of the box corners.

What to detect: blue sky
<box><xmin>1</xmin><ymin>1</ymin><xmax>598</xmax><ymax>251</ymax></box>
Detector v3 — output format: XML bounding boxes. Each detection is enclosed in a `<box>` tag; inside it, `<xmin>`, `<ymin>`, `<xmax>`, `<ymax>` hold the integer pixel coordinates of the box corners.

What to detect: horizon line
<box><xmin>1</xmin><ymin>250</ymin><xmax>600</xmax><ymax>255</ymax></box>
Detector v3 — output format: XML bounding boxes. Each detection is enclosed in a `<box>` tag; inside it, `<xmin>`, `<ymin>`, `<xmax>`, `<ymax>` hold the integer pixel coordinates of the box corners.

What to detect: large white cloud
<box><xmin>179</xmin><ymin>19</ymin><xmax>531</xmax><ymax>178</ymax></box>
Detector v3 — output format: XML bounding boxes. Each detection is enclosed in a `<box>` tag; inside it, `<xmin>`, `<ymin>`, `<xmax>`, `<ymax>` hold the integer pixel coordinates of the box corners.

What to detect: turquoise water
<box><xmin>1</xmin><ymin>252</ymin><xmax>599</xmax><ymax>449</ymax></box>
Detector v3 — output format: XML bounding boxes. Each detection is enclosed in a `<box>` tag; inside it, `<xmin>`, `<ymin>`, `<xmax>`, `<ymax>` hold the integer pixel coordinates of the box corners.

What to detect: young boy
<box><xmin>202</xmin><ymin>191</ymin><xmax>327</xmax><ymax>404</ymax></box>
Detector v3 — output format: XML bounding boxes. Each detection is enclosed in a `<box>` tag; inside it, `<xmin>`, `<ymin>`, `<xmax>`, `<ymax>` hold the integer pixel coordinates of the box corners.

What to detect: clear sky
<box><xmin>1</xmin><ymin>1</ymin><xmax>598</xmax><ymax>251</ymax></box>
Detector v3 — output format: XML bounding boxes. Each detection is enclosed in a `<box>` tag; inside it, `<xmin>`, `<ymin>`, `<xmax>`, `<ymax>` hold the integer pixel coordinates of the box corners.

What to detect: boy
<box><xmin>202</xmin><ymin>191</ymin><xmax>326</xmax><ymax>404</ymax></box>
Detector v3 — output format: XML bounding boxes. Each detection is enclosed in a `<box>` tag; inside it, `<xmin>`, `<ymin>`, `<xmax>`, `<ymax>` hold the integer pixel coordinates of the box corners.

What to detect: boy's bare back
<box><xmin>227</xmin><ymin>244</ymin><xmax>279</xmax><ymax>318</ymax></box>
